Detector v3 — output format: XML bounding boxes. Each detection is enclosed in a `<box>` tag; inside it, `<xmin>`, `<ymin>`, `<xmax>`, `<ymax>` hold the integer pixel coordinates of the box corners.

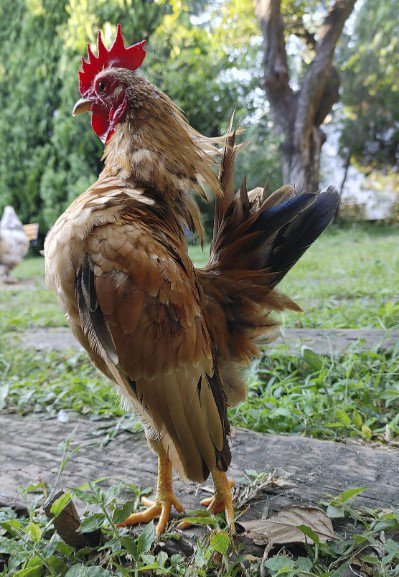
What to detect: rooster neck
<box><xmin>102</xmin><ymin>110</ymin><xmax>221</xmax><ymax>191</ymax></box>
<box><xmin>100</xmin><ymin>117</ymin><xmax>223</xmax><ymax>242</ymax></box>
<box><xmin>101</xmin><ymin>127</ymin><xmax>194</xmax><ymax>199</ymax></box>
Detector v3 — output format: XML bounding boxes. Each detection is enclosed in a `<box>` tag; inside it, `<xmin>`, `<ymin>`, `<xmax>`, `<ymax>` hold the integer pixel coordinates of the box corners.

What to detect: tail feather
<box><xmin>250</xmin><ymin>184</ymin><xmax>294</xmax><ymax>212</ymax></box>
<box><xmin>209</xmin><ymin>129</ymin><xmax>339</xmax><ymax>279</ymax></box>
<box><xmin>264</xmin><ymin>186</ymin><xmax>339</xmax><ymax>286</ymax></box>
<box><xmin>197</xmin><ymin>130</ymin><xmax>339</xmax><ymax>405</ymax></box>
<box><xmin>247</xmin><ymin>192</ymin><xmax>315</xmax><ymax>235</ymax></box>
<box><xmin>213</xmin><ymin>117</ymin><xmax>237</xmax><ymax>240</ymax></box>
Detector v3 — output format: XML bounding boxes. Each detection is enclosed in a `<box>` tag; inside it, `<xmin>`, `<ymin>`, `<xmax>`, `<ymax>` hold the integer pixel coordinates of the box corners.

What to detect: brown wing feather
<box><xmin>80</xmin><ymin>222</ymin><xmax>230</xmax><ymax>483</ymax></box>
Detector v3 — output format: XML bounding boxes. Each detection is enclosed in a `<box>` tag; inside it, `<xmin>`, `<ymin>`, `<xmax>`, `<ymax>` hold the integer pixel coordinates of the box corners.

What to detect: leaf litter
<box><xmin>242</xmin><ymin>505</ymin><xmax>335</xmax><ymax>546</ymax></box>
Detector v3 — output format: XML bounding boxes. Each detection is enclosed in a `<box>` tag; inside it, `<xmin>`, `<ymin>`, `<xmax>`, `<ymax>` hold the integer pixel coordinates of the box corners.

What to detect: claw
<box><xmin>205</xmin><ymin>473</ymin><xmax>235</xmax><ymax>532</ymax></box>
<box><xmin>116</xmin><ymin>451</ymin><xmax>184</xmax><ymax>537</ymax></box>
<box><xmin>117</xmin><ymin>494</ymin><xmax>184</xmax><ymax>537</ymax></box>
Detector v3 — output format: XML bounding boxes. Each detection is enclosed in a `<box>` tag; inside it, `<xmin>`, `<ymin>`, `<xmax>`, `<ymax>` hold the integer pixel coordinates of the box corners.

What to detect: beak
<box><xmin>72</xmin><ymin>97</ymin><xmax>93</xmax><ymax>116</ymax></box>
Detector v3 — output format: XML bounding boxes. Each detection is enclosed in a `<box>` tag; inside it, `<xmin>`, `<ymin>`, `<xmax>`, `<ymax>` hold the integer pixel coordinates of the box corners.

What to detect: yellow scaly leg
<box><xmin>200</xmin><ymin>470</ymin><xmax>235</xmax><ymax>532</ymax></box>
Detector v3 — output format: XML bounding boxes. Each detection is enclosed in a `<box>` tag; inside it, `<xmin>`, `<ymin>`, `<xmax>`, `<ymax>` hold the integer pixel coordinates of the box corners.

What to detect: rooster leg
<box><xmin>117</xmin><ymin>449</ymin><xmax>184</xmax><ymax>537</ymax></box>
<box><xmin>201</xmin><ymin>471</ymin><xmax>235</xmax><ymax>532</ymax></box>
<box><xmin>177</xmin><ymin>471</ymin><xmax>235</xmax><ymax>532</ymax></box>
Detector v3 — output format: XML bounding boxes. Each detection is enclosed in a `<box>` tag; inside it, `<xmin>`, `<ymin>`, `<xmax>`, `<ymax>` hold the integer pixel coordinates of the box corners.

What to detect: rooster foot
<box><xmin>117</xmin><ymin>494</ymin><xmax>184</xmax><ymax>537</ymax></box>
<box><xmin>178</xmin><ymin>474</ymin><xmax>235</xmax><ymax>533</ymax></box>
<box><xmin>200</xmin><ymin>478</ymin><xmax>235</xmax><ymax>509</ymax></box>
<box><xmin>200</xmin><ymin>477</ymin><xmax>235</xmax><ymax>531</ymax></box>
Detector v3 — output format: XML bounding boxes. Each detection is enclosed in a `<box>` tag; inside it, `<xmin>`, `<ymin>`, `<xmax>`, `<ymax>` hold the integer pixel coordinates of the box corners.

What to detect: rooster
<box><xmin>44</xmin><ymin>25</ymin><xmax>339</xmax><ymax>536</ymax></box>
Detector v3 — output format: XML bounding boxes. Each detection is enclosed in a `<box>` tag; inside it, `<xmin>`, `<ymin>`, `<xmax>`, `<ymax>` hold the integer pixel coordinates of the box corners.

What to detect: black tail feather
<box><xmin>198</xmin><ymin>138</ymin><xmax>340</xmax><ymax>373</ymax></box>
<box><xmin>209</xmin><ymin>131</ymin><xmax>339</xmax><ymax>287</ymax></box>
<box><xmin>248</xmin><ymin>192</ymin><xmax>316</xmax><ymax>236</ymax></box>
<box><xmin>264</xmin><ymin>186</ymin><xmax>339</xmax><ymax>285</ymax></box>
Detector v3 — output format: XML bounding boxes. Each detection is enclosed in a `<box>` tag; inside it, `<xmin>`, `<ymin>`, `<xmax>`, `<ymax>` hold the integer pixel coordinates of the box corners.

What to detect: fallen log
<box><xmin>1</xmin><ymin>413</ymin><xmax>397</xmax><ymax>519</ymax></box>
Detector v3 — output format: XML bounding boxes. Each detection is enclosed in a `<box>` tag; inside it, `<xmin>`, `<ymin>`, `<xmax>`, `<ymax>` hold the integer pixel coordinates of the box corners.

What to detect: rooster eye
<box><xmin>97</xmin><ymin>80</ymin><xmax>106</xmax><ymax>93</ymax></box>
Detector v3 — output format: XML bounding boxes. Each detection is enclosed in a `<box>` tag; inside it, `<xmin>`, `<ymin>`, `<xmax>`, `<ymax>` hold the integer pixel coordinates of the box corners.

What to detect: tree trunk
<box><xmin>282</xmin><ymin>126</ymin><xmax>326</xmax><ymax>191</ymax></box>
<box><xmin>255</xmin><ymin>0</ymin><xmax>357</xmax><ymax>191</ymax></box>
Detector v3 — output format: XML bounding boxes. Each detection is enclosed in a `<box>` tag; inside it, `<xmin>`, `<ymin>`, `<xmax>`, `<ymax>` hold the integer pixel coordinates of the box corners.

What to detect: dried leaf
<box><xmin>242</xmin><ymin>506</ymin><xmax>335</xmax><ymax>546</ymax></box>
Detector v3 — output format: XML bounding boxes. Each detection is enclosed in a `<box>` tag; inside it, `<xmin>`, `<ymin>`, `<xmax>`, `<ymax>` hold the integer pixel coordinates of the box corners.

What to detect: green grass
<box><xmin>231</xmin><ymin>347</ymin><xmax>399</xmax><ymax>441</ymax></box>
<box><xmin>194</xmin><ymin>223</ymin><xmax>399</xmax><ymax>329</ymax></box>
<box><xmin>0</xmin><ymin>257</ymin><xmax>66</xmax><ymax>333</ymax></box>
<box><xmin>0</xmin><ymin>347</ymin><xmax>123</xmax><ymax>418</ymax></box>
<box><xmin>1</xmin><ymin>343</ymin><xmax>398</xmax><ymax>442</ymax></box>
<box><xmin>0</xmin><ymin>247</ymin><xmax>209</xmax><ymax>335</ymax></box>
<box><xmin>279</xmin><ymin>224</ymin><xmax>399</xmax><ymax>329</ymax></box>
<box><xmin>1</xmin><ymin>224</ymin><xmax>398</xmax><ymax>441</ymax></box>
<box><xmin>4</xmin><ymin>223</ymin><xmax>398</xmax><ymax>335</ymax></box>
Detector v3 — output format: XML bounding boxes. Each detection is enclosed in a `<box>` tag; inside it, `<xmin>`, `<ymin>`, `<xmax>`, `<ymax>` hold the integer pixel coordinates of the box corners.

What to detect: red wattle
<box><xmin>91</xmin><ymin>108</ymin><xmax>110</xmax><ymax>143</ymax></box>
<box><xmin>90</xmin><ymin>93</ymin><xmax>128</xmax><ymax>144</ymax></box>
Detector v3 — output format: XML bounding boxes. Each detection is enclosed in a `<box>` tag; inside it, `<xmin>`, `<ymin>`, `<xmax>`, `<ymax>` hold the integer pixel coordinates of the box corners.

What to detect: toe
<box><xmin>224</xmin><ymin>502</ymin><xmax>235</xmax><ymax>534</ymax></box>
<box><xmin>208</xmin><ymin>499</ymin><xmax>225</xmax><ymax>515</ymax></box>
<box><xmin>116</xmin><ymin>504</ymin><xmax>160</xmax><ymax>527</ymax></box>
<box><xmin>156</xmin><ymin>502</ymin><xmax>172</xmax><ymax>536</ymax></box>
<box><xmin>116</xmin><ymin>493</ymin><xmax>184</xmax><ymax>535</ymax></box>
<box><xmin>171</xmin><ymin>496</ymin><xmax>185</xmax><ymax>513</ymax></box>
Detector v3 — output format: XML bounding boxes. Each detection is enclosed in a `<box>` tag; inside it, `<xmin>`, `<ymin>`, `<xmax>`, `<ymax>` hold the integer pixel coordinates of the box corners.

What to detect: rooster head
<box><xmin>72</xmin><ymin>24</ymin><xmax>222</xmax><ymax>209</ymax></box>
<box><xmin>72</xmin><ymin>25</ymin><xmax>146</xmax><ymax>144</ymax></box>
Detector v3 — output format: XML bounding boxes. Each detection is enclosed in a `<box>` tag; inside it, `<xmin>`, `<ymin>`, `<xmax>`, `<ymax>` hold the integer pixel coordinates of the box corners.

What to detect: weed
<box><xmin>1</xmin><ymin>343</ymin><xmax>398</xmax><ymax>443</ymax></box>
<box><xmin>1</xmin><ymin>470</ymin><xmax>398</xmax><ymax>576</ymax></box>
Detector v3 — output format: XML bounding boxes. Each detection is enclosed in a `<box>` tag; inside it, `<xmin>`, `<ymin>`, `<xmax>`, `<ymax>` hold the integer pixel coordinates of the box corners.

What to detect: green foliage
<box><xmin>0</xmin><ymin>0</ymin><xmax>68</xmax><ymax>229</ymax></box>
<box><xmin>280</xmin><ymin>223</ymin><xmax>399</xmax><ymax>329</ymax></box>
<box><xmin>0</xmin><ymin>276</ymin><xmax>67</xmax><ymax>333</ymax></box>
<box><xmin>235</xmin><ymin>120</ymin><xmax>283</xmax><ymax>193</ymax></box>
<box><xmin>0</xmin><ymin>346</ymin><xmax>125</xmax><ymax>417</ymax></box>
<box><xmin>0</xmin><ymin>0</ymin><xmax>276</xmax><ymax>236</ymax></box>
<box><xmin>148</xmin><ymin>5</ymin><xmax>243</xmax><ymax>137</ymax></box>
<box><xmin>230</xmin><ymin>347</ymin><xmax>399</xmax><ymax>441</ymax></box>
<box><xmin>1</xmin><ymin>328</ymin><xmax>398</xmax><ymax>445</ymax></box>
<box><xmin>1</xmin><ymin>229</ymin><xmax>399</xmax><ymax>575</ymax></box>
<box><xmin>0</xmin><ymin>0</ymin><xmax>398</xmax><ymax>240</ymax></box>
<box><xmin>0</xmin><ymin>468</ymin><xmax>249</xmax><ymax>576</ymax></box>
<box><xmin>1</xmin><ymin>473</ymin><xmax>399</xmax><ymax>575</ymax></box>
<box><xmin>340</xmin><ymin>0</ymin><xmax>399</xmax><ymax>168</ymax></box>
<box><xmin>3</xmin><ymin>224</ymin><xmax>399</xmax><ymax>336</ymax></box>
<box><xmin>1</xmin><ymin>226</ymin><xmax>398</xmax><ymax>457</ymax></box>
<box><xmin>35</xmin><ymin>0</ymin><xmax>170</xmax><ymax>232</ymax></box>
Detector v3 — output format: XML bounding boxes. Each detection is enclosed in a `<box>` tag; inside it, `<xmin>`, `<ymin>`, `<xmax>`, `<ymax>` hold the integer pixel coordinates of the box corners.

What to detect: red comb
<box><xmin>79</xmin><ymin>24</ymin><xmax>146</xmax><ymax>96</ymax></box>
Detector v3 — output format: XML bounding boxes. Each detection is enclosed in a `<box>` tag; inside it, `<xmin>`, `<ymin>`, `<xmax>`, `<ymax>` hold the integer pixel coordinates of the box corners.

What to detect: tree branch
<box><xmin>295</xmin><ymin>0</ymin><xmax>357</xmax><ymax>143</ymax></box>
<box><xmin>288</xmin><ymin>17</ymin><xmax>317</xmax><ymax>50</ymax></box>
<box><xmin>314</xmin><ymin>66</ymin><xmax>340</xmax><ymax>126</ymax></box>
<box><xmin>255</xmin><ymin>0</ymin><xmax>294</xmax><ymax>134</ymax></box>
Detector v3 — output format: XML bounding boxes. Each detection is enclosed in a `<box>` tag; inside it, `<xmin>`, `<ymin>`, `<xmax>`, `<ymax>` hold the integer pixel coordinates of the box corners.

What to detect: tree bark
<box><xmin>255</xmin><ymin>0</ymin><xmax>357</xmax><ymax>191</ymax></box>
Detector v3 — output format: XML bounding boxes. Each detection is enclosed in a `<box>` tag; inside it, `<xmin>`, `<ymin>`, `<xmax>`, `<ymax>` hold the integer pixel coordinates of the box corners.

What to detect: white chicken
<box><xmin>0</xmin><ymin>206</ymin><xmax>30</xmax><ymax>283</ymax></box>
